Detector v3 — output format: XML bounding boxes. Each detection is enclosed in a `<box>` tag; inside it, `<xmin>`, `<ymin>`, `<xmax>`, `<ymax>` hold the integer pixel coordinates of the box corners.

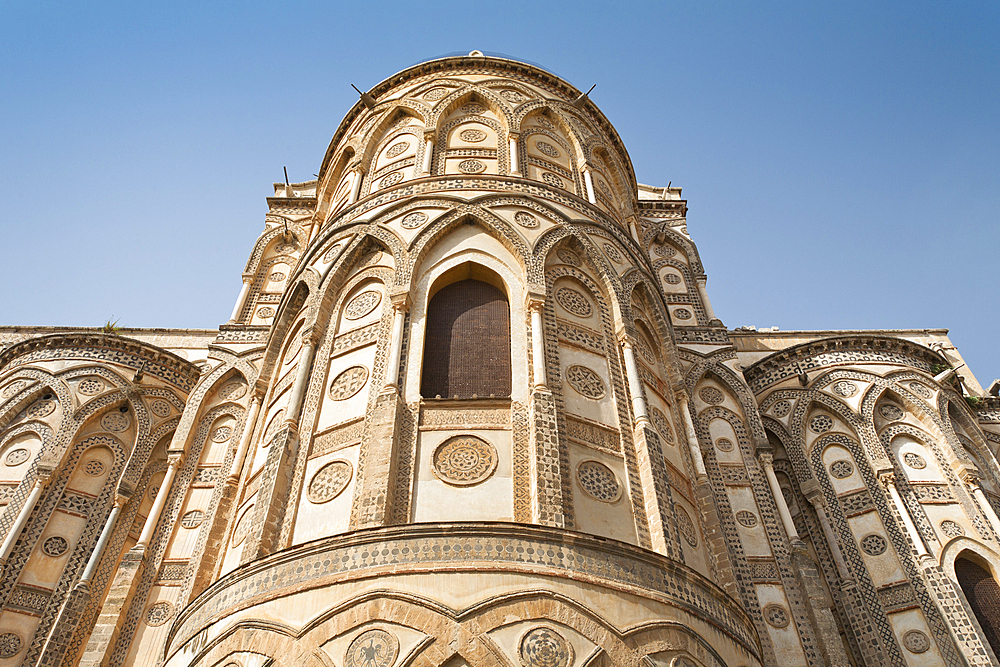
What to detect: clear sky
<box><xmin>2</xmin><ymin>1</ymin><xmax>997</xmax><ymax>385</ymax></box>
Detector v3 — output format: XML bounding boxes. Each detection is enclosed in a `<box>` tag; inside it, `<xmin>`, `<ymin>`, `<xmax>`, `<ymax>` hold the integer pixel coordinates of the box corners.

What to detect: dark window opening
<box><xmin>956</xmin><ymin>557</ymin><xmax>1000</xmax><ymax>656</ymax></box>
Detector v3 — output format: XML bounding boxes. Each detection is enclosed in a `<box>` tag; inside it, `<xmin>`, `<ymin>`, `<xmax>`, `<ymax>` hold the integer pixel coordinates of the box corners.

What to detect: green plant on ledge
<box><xmin>102</xmin><ymin>318</ymin><xmax>124</xmax><ymax>335</ymax></box>
<box><xmin>965</xmin><ymin>396</ymin><xmax>983</xmax><ymax>410</ymax></box>
<box><xmin>931</xmin><ymin>363</ymin><xmax>952</xmax><ymax>375</ymax></box>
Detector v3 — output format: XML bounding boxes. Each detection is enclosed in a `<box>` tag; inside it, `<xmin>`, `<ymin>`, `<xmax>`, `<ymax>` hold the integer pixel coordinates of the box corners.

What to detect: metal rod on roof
<box><xmin>284</xmin><ymin>167</ymin><xmax>290</xmax><ymax>186</ymax></box>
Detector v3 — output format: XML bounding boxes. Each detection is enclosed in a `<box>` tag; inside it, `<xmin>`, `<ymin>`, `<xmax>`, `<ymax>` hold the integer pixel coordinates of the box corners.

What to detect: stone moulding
<box><xmin>0</xmin><ymin>333</ymin><xmax>201</xmax><ymax>391</ymax></box>
<box><xmin>742</xmin><ymin>335</ymin><xmax>946</xmax><ymax>394</ymax></box>
<box><xmin>165</xmin><ymin>523</ymin><xmax>760</xmax><ymax>662</ymax></box>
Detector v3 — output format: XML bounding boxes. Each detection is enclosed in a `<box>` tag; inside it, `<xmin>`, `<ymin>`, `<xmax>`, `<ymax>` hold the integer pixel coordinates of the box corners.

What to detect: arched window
<box><xmin>955</xmin><ymin>556</ymin><xmax>1000</xmax><ymax>655</ymax></box>
<box><xmin>421</xmin><ymin>278</ymin><xmax>511</xmax><ymax>399</ymax></box>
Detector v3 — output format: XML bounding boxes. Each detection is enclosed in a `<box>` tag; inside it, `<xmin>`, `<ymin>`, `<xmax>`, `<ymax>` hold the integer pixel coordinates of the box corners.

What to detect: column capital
<box><xmin>695</xmin><ymin>274</ymin><xmax>708</xmax><ymax>287</ymax></box>
<box><xmin>166</xmin><ymin>453</ymin><xmax>184</xmax><ymax>468</ymax></box>
<box><xmin>758</xmin><ymin>452</ymin><xmax>774</xmax><ymax>468</ymax></box>
<box><xmin>241</xmin><ymin>273</ymin><xmax>255</xmax><ymax>284</ymax></box>
<box><xmin>423</xmin><ymin>130</ymin><xmax>437</xmax><ymax>141</ymax></box>
<box><xmin>389</xmin><ymin>291</ymin><xmax>412</xmax><ymax>312</ymax></box>
<box><xmin>524</xmin><ymin>291</ymin><xmax>546</xmax><ymax>312</ymax></box>
<box><xmin>960</xmin><ymin>468</ymin><xmax>982</xmax><ymax>486</ymax></box>
<box><xmin>877</xmin><ymin>470</ymin><xmax>896</xmax><ymax>488</ymax></box>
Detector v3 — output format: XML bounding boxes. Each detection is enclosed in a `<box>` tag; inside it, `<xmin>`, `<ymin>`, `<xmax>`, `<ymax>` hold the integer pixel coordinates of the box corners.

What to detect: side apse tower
<box><xmin>1</xmin><ymin>52</ymin><xmax>999</xmax><ymax>667</ymax></box>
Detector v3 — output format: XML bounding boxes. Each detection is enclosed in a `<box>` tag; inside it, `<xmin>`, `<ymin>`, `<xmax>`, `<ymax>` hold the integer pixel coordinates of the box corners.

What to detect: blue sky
<box><xmin>1</xmin><ymin>1</ymin><xmax>997</xmax><ymax>384</ymax></box>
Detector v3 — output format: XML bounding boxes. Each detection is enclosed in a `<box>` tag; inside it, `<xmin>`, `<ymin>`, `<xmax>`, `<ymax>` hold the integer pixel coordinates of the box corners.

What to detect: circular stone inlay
<box><xmin>219</xmin><ymin>381</ymin><xmax>248</xmax><ymax>401</ymax></box>
<box><xmin>565</xmin><ymin>365</ymin><xmax>605</xmax><ymax>399</ymax></box>
<box><xmin>181</xmin><ymin>510</ymin><xmax>205</xmax><ymax>529</ymax></box>
<box><xmin>654</xmin><ymin>244</ymin><xmax>676</xmax><ymax>258</ymax></box>
<box><xmin>940</xmin><ymin>520</ymin><xmax>964</xmax><ymax>537</ymax></box>
<box><xmin>715</xmin><ymin>437</ymin><xmax>734</xmax><ymax>453</ymax></box>
<box><xmin>232</xmin><ymin>505</ymin><xmax>253</xmax><ymax>546</ymax></box>
<box><xmin>385</xmin><ymin>141</ymin><xmax>409</xmax><ymax>158</ymax></box>
<box><xmin>677</xmin><ymin>507</ymin><xmax>699</xmax><ymax>547</ymax></box>
<box><xmin>274</xmin><ymin>242</ymin><xmax>297</xmax><ymax>255</ymax></box>
<box><xmin>879</xmin><ymin>404</ymin><xmax>904</xmax><ymax>420</ymax></box>
<box><xmin>673</xmin><ymin>308</ymin><xmax>692</xmax><ymax>320</ymax></box>
<box><xmin>461</xmin><ymin>103</ymin><xmax>485</xmax><ymax>115</ymax></box>
<box><xmin>0</xmin><ymin>633</ymin><xmax>22</xmax><ymax>659</ymax></box>
<box><xmin>308</xmin><ymin>460</ymin><xmax>353</xmax><ymax>503</ymax></box>
<box><xmin>699</xmin><ymin>387</ymin><xmax>724</xmax><ymax>405</ymax></box>
<box><xmin>211</xmin><ymin>426</ymin><xmax>233</xmax><ymax>443</ymax></box>
<box><xmin>556</xmin><ymin>249</ymin><xmax>580</xmax><ymax>266</ymax></box>
<box><xmin>520</xmin><ymin>626</ymin><xmax>573</xmax><ymax>667</ymax></box>
<box><xmin>541</xmin><ymin>172</ymin><xmax>563</xmax><ymax>188</ymax></box>
<box><xmin>323</xmin><ymin>243</ymin><xmax>344</xmax><ymax>263</ymax></box>
<box><xmin>829</xmin><ymin>460</ymin><xmax>854</xmax><ymax>479</ymax></box>
<box><xmin>345</xmin><ymin>290</ymin><xmax>382</xmax><ymax>320</ymax></box>
<box><xmin>458</xmin><ymin>159</ymin><xmax>486</xmax><ymax>174</ymax></box>
<box><xmin>662</xmin><ymin>273</ymin><xmax>681</xmax><ymax>285</ymax></box>
<box><xmin>256</xmin><ymin>307</ymin><xmax>275</xmax><ymax>319</ymax></box>
<box><xmin>149</xmin><ymin>399</ymin><xmax>172</xmax><ymax>418</ymax></box>
<box><xmin>736</xmin><ymin>510</ymin><xmax>758</xmax><ymax>528</ymax></box>
<box><xmin>535</xmin><ymin>141</ymin><xmax>560</xmax><ymax>158</ymax></box>
<box><xmin>144</xmin><ymin>601</ymin><xmax>174</xmax><ymax>627</ymax></box>
<box><xmin>329</xmin><ymin>366</ymin><xmax>369</xmax><ymax>401</ymax></box>
<box><xmin>5</xmin><ymin>448</ymin><xmax>30</xmax><ymax>466</ymax></box>
<box><xmin>269</xmin><ymin>271</ymin><xmax>286</xmax><ymax>282</ymax></box>
<box><xmin>380</xmin><ymin>172</ymin><xmax>403</xmax><ymax>188</ymax></box>
<box><xmin>101</xmin><ymin>411</ymin><xmax>130</xmax><ymax>432</ymax></box>
<box><xmin>401</xmin><ymin>212</ymin><xmax>428</xmax><ymax>229</ymax></box>
<box><xmin>809</xmin><ymin>415</ymin><xmax>833</xmax><ymax>433</ymax></box>
<box><xmin>514</xmin><ymin>211</ymin><xmax>539</xmax><ymax>228</ymax></box>
<box><xmin>577</xmin><ymin>460</ymin><xmax>621</xmax><ymax>502</ymax></box>
<box><xmin>903</xmin><ymin>630</ymin><xmax>931</xmax><ymax>654</ymax></box>
<box><xmin>903</xmin><ymin>452</ymin><xmax>927</xmax><ymax>469</ymax></box>
<box><xmin>500</xmin><ymin>90</ymin><xmax>525</xmax><ymax>103</ymax></box>
<box><xmin>423</xmin><ymin>88</ymin><xmax>449</xmax><ymax>100</ymax></box>
<box><xmin>78</xmin><ymin>378</ymin><xmax>105</xmax><ymax>396</ymax></box>
<box><xmin>42</xmin><ymin>536</ymin><xmax>69</xmax><ymax>557</ymax></box>
<box><xmin>27</xmin><ymin>400</ymin><xmax>55</xmax><ymax>419</ymax></box>
<box><xmin>459</xmin><ymin>129</ymin><xmax>487</xmax><ymax>143</ymax></box>
<box><xmin>650</xmin><ymin>407</ymin><xmax>674</xmax><ymax>444</ymax></box>
<box><xmin>603</xmin><ymin>243</ymin><xmax>622</xmax><ymax>263</ymax></box>
<box><xmin>345</xmin><ymin>628</ymin><xmax>399</xmax><ymax>667</ymax></box>
<box><xmin>909</xmin><ymin>382</ymin><xmax>932</xmax><ymax>398</ymax></box>
<box><xmin>860</xmin><ymin>533</ymin><xmax>888</xmax><ymax>556</ymax></box>
<box><xmin>763</xmin><ymin>604</ymin><xmax>789</xmax><ymax>628</ymax></box>
<box><xmin>432</xmin><ymin>436</ymin><xmax>498</xmax><ymax>486</ymax></box>
<box><xmin>832</xmin><ymin>381</ymin><xmax>858</xmax><ymax>397</ymax></box>
<box><xmin>771</xmin><ymin>400</ymin><xmax>791</xmax><ymax>417</ymax></box>
<box><xmin>84</xmin><ymin>459</ymin><xmax>106</xmax><ymax>477</ymax></box>
<box><xmin>555</xmin><ymin>287</ymin><xmax>593</xmax><ymax>318</ymax></box>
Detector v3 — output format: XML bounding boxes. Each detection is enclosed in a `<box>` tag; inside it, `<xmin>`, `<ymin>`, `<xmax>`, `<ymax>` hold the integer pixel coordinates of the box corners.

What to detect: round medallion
<box><xmin>423</xmin><ymin>87</ymin><xmax>449</xmax><ymax>100</ymax></box>
<box><xmin>0</xmin><ymin>633</ymin><xmax>22</xmax><ymax>659</ymax></box>
<box><xmin>78</xmin><ymin>378</ymin><xmax>105</xmax><ymax>396</ymax></box>
<box><xmin>654</xmin><ymin>244</ymin><xmax>676</xmax><ymax>258</ymax></box>
<box><xmin>432</xmin><ymin>436</ymin><xmax>498</xmax><ymax>486</ymax></box>
<box><xmin>148</xmin><ymin>485</ymin><xmax>159</xmax><ymax>501</ymax></box>
<box><xmin>232</xmin><ymin>504</ymin><xmax>253</xmax><ymax>546</ymax></box>
<box><xmin>555</xmin><ymin>287</ymin><xmax>593</xmax><ymax>318</ymax></box>
<box><xmin>909</xmin><ymin>382</ymin><xmax>932</xmax><ymax>398</ymax></box>
<box><xmin>211</xmin><ymin>426</ymin><xmax>233</xmax><ymax>443</ymax></box>
<box><xmin>940</xmin><ymin>520</ymin><xmax>964</xmax><ymax>537</ymax></box>
<box><xmin>2</xmin><ymin>380</ymin><xmax>28</xmax><ymax>398</ymax></box>
<box><xmin>385</xmin><ymin>141</ymin><xmax>409</xmax><ymax>158</ymax></box>
<box><xmin>662</xmin><ymin>273</ymin><xmax>681</xmax><ymax>285</ymax></box>
<box><xmin>345</xmin><ymin>290</ymin><xmax>382</xmax><ymax>320</ymax></box>
<box><xmin>903</xmin><ymin>630</ymin><xmax>931</xmax><ymax>654</ymax></box>
<box><xmin>269</xmin><ymin>271</ymin><xmax>286</xmax><ymax>282</ymax></box>
<box><xmin>577</xmin><ymin>460</ymin><xmax>622</xmax><ymax>502</ymax></box>
<box><xmin>459</xmin><ymin>129</ymin><xmax>487</xmax><ymax>143</ymax></box>
<box><xmin>535</xmin><ymin>115</ymin><xmax>554</xmax><ymax>128</ymax></box>
<box><xmin>329</xmin><ymin>366</ymin><xmax>369</xmax><ymax>401</ymax></box>
<box><xmin>274</xmin><ymin>241</ymin><xmax>297</xmax><ymax>254</ymax></box>
<box><xmin>879</xmin><ymin>404</ymin><xmax>904</xmax><ymax>421</ymax></box>
<box><xmin>263</xmin><ymin>410</ymin><xmax>285</xmax><ymax>446</ymax></box>
<box><xmin>500</xmin><ymin>89</ymin><xmax>525</xmax><ymax>103</ymax></box>
<box><xmin>256</xmin><ymin>307</ymin><xmax>275</xmax><ymax>319</ymax></box>
<box><xmin>461</xmin><ymin>103</ymin><xmax>485</xmax><ymax>115</ymax></box>
<box><xmin>149</xmin><ymin>399</ymin><xmax>172</xmax><ymax>418</ymax></box>
<box><xmin>650</xmin><ymin>408</ymin><xmax>674</xmax><ymax>444</ymax></box>
<box><xmin>673</xmin><ymin>308</ymin><xmax>692</xmax><ymax>320</ymax></box>
<box><xmin>860</xmin><ymin>533</ymin><xmax>888</xmax><ymax>556</ymax></box>
<box><xmin>219</xmin><ymin>380</ymin><xmax>248</xmax><ymax>401</ymax></box>
<box><xmin>635</xmin><ymin>336</ymin><xmax>656</xmax><ymax>364</ymax></box>
<box><xmin>144</xmin><ymin>601</ymin><xmax>174</xmax><ymax>627</ymax></box>
<box><xmin>903</xmin><ymin>452</ymin><xmax>927</xmax><ymax>469</ymax></box>
<box><xmin>832</xmin><ymin>381</ymin><xmax>858</xmax><ymax>398</ymax></box>
<box><xmin>736</xmin><ymin>510</ymin><xmax>758</xmax><ymax>528</ymax></box>
<box><xmin>401</xmin><ymin>212</ymin><xmax>428</xmax><ymax>229</ymax></box>
<box><xmin>380</xmin><ymin>172</ymin><xmax>403</xmax><ymax>188</ymax></box>
<box><xmin>541</xmin><ymin>172</ymin><xmax>563</xmax><ymax>188</ymax></box>
<box><xmin>715</xmin><ymin>437</ymin><xmax>734</xmax><ymax>453</ymax></box>
<box><xmin>677</xmin><ymin>507</ymin><xmax>699</xmax><ymax>547</ymax></box>
<box><xmin>181</xmin><ymin>510</ymin><xmax>205</xmax><ymax>529</ymax></box>
<box><xmin>42</xmin><ymin>536</ymin><xmax>69</xmax><ymax>557</ymax></box>
<box><xmin>27</xmin><ymin>400</ymin><xmax>55</xmax><ymax>419</ymax></box>
<box><xmin>5</xmin><ymin>448</ymin><xmax>30</xmax><ymax>466</ymax></box>
<box><xmin>308</xmin><ymin>460</ymin><xmax>353</xmax><ymax>503</ymax></box>
<box><xmin>101</xmin><ymin>411</ymin><xmax>130</xmax><ymax>432</ymax></box>
<box><xmin>458</xmin><ymin>159</ymin><xmax>486</xmax><ymax>174</ymax></box>
<box><xmin>771</xmin><ymin>400</ymin><xmax>791</xmax><ymax>418</ymax></box>
<box><xmin>514</xmin><ymin>211</ymin><xmax>539</xmax><ymax>228</ymax></box>
<box><xmin>597</xmin><ymin>179</ymin><xmax>612</xmax><ymax>198</ymax></box>
<box><xmin>519</xmin><ymin>626</ymin><xmax>573</xmax><ymax>667</ymax></box>
<box><xmin>763</xmin><ymin>604</ymin><xmax>789</xmax><ymax>628</ymax></box>
<box><xmin>829</xmin><ymin>460</ymin><xmax>854</xmax><ymax>479</ymax></box>
<box><xmin>809</xmin><ymin>415</ymin><xmax>833</xmax><ymax>434</ymax></box>
<box><xmin>603</xmin><ymin>243</ymin><xmax>622</xmax><ymax>263</ymax></box>
<box><xmin>699</xmin><ymin>387</ymin><xmax>724</xmax><ymax>405</ymax></box>
<box><xmin>345</xmin><ymin>628</ymin><xmax>399</xmax><ymax>667</ymax></box>
<box><xmin>565</xmin><ymin>365</ymin><xmax>606</xmax><ymax>399</ymax></box>
<box><xmin>535</xmin><ymin>141</ymin><xmax>560</xmax><ymax>158</ymax></box>
<box><xmin>323</xmin><ymin>242</ymin><xmax>344</xmax><ymax>263</ymax></box>
<box><xmin>283</xmin><ymin>335</ymin><xmax>303</xmax><ymax>363</ymax></box>
<box><xmin>556</xmin><ymin>249</ymin><xmax>580</xmax><ymax>266</ymax></box>
<box><xmin>83</xmin><ymin>459</ymin><xmax>106</xmax><ymax>477</ymax></box>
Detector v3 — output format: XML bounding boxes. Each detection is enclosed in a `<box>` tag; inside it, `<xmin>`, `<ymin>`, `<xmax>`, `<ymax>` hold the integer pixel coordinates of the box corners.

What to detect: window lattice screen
<box><xmin>956</xmin><ymin>558</ymin><xmax>1000</xmax><ymax>656</ymax></box>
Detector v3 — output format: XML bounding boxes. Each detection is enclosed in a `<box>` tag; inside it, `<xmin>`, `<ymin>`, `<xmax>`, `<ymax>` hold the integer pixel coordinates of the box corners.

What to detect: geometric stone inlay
<box><xmin>903</xmin><ymin>452</ymin><xmax>927</xmax><ymax>469</ymax></box>
<box><xmin>535</xmin><ymin>141</ymin><xmax>560</xmax><ymax>158</ymax></box>
<box><xmin>699</xmin><ymin>387</ymin><xmax>724</xmax><ymax>405</ymax></box>
<box><xmin>345</xmin><ymin>628</ymin><xmax>399</xmax><ymax>667</ymax></box>
<box><xmin>307</xmin><ymin>460</ymin><xmax>353</xmax><ymax>503</ymax></box>
<box><xmin>809</xmin><ymin>415</ymin><xmax>833</xmax><ymax>434</ymax></box>
<box><xmin>514</xmin><ymin>211</ymin><xmax>539</xmax><ymax>228</ymax></box>
<box><xmin>101</xmin><ymin>411</ymin><xmax>130</xmax><ymax>432</ymax></box>
<box><xmin>149</xmin><ymin>399</ymin><xmax>172</xmax><ymax>418</ymax></box>
<box><xmin>662</xmin><ymin>273</ymin><xmax>681</xmax><ymax>285</ymax></box>
<box><xmin>432</xmin><ymin>436</ymin><xmax>497</xmax><ymax>486</ymax></box>
<box><xmin>650</xmin><ymin>407</ymin><xmax>674</xmax><ymax>444</ymax></box>
<box><xmin>4</xmin><ymin>448</ymin><xmax>30</xmax><ymax>467</ymax></box>
<box><xmin>386</xmin><ymin>141</ymin><xmax>409</xmax><ymax>158</ymax></box>
<box><xmin>42</xmin><ymin>536</ymin><xmax>69</xmax><ymax>557</ymax></box>
<box><xmin>459</xmin><ymin>159</ymin><xmax>486</xmax><ymax>174</ymax></box>
<box><xmin>27</xmin><ymin>400</ymin><xmax>55</xmax><ymax>418</ymax></box>
<box><xmin>144</xmin><ymin>601</ymin><xmax>174</xmax><ymax>627</ymax></box>
<box><xmin>940</xmin><ymin>520</ymin><xmax>964</xmax><ymax>538</ymax></box>
<box><xmin>232</xmin><ymin>505</ymin><xmax>254</xmax><ymax>546</ymax></box>
<box><xmin>902</xmin><ymin>630</ymin><xmax>930</xmax><ymax>654</ymax></box>
<box><xmin>460</xmin><ymin>129</ymin><xmax>487</xmax><ymax>143</ymax></box>
<box><xmin>256</xmin><ymin>307</ymin><xmax>276</xmax><ymax>319</ymax></box>
<box><xmin>832</xmin><ymin>381</ymin><xmax>858</xmax><ymax>397</ymax></box>
<box><xmin>520</xmin><ymin>626</ymin><xmax>573</xmax><ymax>667</ymax></box>
<box><xmin>0</xmin><ymin>633</ymin><xmax>22</xmax><ymax>659</ymax></box>
<box><xmin>771</xmin><ymin>401</ymin><xmax>791</xmax><ymax>418</ymax></box>
<box><xmin>181</xmin><ymin>510</ymin><xmax>205</xmax><ymax>529</ymax></box>
<box><xmin>345</xmin><ymin>290</ymin><xmax>382</xmax><ymax>320</ymax></box>
<box><xmin>860</xmin><ymin>533</ymin><xmax>888</xmax><ymax>556</ymax></box>
<box><xmin>763</xmin><ymin>604</ymin><xmax>789</xmax><ymax>628</ymax></box>
<box><xmin>603</xmin><ymin>243</ymin><xmax>621</xmax><ymax>264</ymax></box>
<box><xmin>401</xmin><ymin>212</ymin><xmax>428</xmax><ymax>229</ymax></box>
<box><xmin>541</xmin><ymin>172</ymin><xmax>563</xmax><ymax>188</ymax></box>
<box><xmin>565</xmin><ymin>365</ymin><xmax>605</xmax><ymax>399</ymax></box>
<box><xmin>576</xmin><ymin>460</ymin><xmax>621</xmax><ymax>502</ymax></box>
<box><xmin>380</xmin><ymin>172</ymin><xmax>403</xmax><ymax>188</ymax></box>
<box><xmin>879</xmin><ymin>404</ymin><xmax>904</xmax><ymax>421</ymax></box>
<box><xmin>735</xmin><ymin>510</ymin><xmax>758</xmax><ymax>528</ymax></box>
<box><xmin>219</xmin><ymin>380</ymin><xmax>248</xmax><ymax>401</ymax></box>
<box><xmin>715</xmin><ymin>438</ymin><xmax>734</xmax><ymax>452</ymax></box>
<box><xmin>909</xmin><ymin>382</ymin><xmax>932</xmax><ymax>398</ymax></box>
<box><xmin>555</xmin><ymin>249</ymin><xmax>580</xmax><ymax>266</ymax></box>
<box><xmin>329</xmin><ymin>366</ymin><xmax>369</xmax><ymax>401</ymax></box>
<box><xmin>673</xmin><ymin>308</ymin><xmax>693</xmax><ymax>320</ymax></box>
<box><xmin>829</xmin><ymin>460</ymin><xmax>854</xmax><ymax>479</ymax></box>
<box><xmin>211</xmin><ymin>426</ymin><xmax>233</xmax><ymax>443</ymax></box>
<box><xmin>83</xmin><ymin>460</ymin><xmax>106</xmax><ymax>477</ymax></box>
<box><xmin>555</xmin><ymin>287</ymin><xmax>592</xmax><ymax>318</ymax></box>
<box><xmin>77</xmin><ymin>378</ymin><xmax>105</xmax><ymax>396</ymax></box>
<box><xmin>677</xmin><ymin>507</ymin><xmax>698</xmax><ymax>547</ymax></box>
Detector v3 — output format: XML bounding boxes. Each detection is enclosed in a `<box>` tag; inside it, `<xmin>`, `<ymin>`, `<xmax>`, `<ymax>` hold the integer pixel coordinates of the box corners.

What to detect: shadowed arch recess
<box><xmin>955</xmin><ymin>555</ymin><xmax>1000</xmax><ymax>656</ymax></box>
<box><xmin>421</xmin><ymin>278</ymin><xmax>511</xmax><ymax>400</ymax></box>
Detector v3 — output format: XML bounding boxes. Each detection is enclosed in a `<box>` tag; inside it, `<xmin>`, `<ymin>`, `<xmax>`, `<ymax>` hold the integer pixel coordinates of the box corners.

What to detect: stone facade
<box><xmin>0</xmin><ymin>52</ymin><xmax>998</xmax><ymax>667</ymax></box>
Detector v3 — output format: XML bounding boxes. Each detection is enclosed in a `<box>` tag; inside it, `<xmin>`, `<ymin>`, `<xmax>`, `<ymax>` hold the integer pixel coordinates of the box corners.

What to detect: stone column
<box><xmin>879</xmin><ymin>472</ymin><xmax>929</xmax><ymax>558</ymax></box>
<box><xmin>508</xmin><ymin>134</ymin><xmax>520</xmax><ymax>175</ymax></box>
<box><xmin>760</xmin><ymin>452</ymin><xmax>800</xmax><ymax>542</ymax></box>
<box><xmin>801</xmin><ymin>481</ymin><xmax>853</xmax><ymax>582</ymax></box>
<box><xmin>421</xmin><ymin>134</ymin><xmax>435</xmax><ymax>175</ymax></box>
<box><xmin>582</xmin><ymin>168</ymin><xmax>597</xmax><ymax>204</ymax></box>
<box><xmin>527</xmin><ymin>296</ymin><xmax>547</xmax><ymax>389</ymax></box>
<box><xmin>229</xmin><ymin>275</ymin><xmax>253</xmax><ymax>323</ymax></box>
<box><xmin>695</xmin><ymin>276</ymin><xmax>721</xmax><ymax>326</ymax></box>
<box><xmin>678</xmin><ymin>392</ymin><xmax>707</xmax><ymax>481</ymax></box>
<box><xmin>0</xmin><ymin>472</ymin><xmax>49</xmax><ymax>567</ymax></box>
<box><xmin>284</xmin><ymin>336</ymin><xmax>317</xmax><ymax>428</ymax></box>
<box><xmin>228</xmin><ymin>393</ymin><xmax>262</xmax><ymax>484</ymax></box>
<box><xmin>137</xmin><ymin>454</ymin><xmax>182</xmax><ymax>549</ymax></box>
<box><xmin>347</xmin><ymin>168</ymin><xmax>363</xmax><ymax>204</ymax></box>
<box><xmin>384</xmin><ymin>296</ymin><xmax>410</xmax><ymax>390</ymax></box>
<box><xmin>963</xmin><ymin>470</ymin><xmax>1000</xmax><ymax>538</ymax></box>
<box><xmin>619</xmin><ymin>335</ymin><xmax>650</xmax><ymax>428</ymax></box>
